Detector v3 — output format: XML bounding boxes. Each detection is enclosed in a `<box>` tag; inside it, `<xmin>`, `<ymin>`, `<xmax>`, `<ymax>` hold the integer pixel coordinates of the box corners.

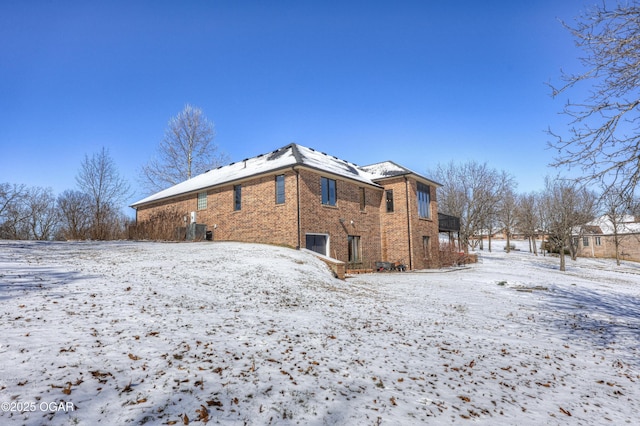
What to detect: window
<box><xmin>359</xmin><ymin>187</ymin><xmax>366</xmax><ymax>211</ymax></box>
<box><xmin>595</xmin><ymin>236</ymin><xmax>601</xmax><ymax>246</ymax></box>
<box><xmin>348</xmin><ymin>235</ymin><xmax>361</xmax><ymax>263</ymax></box>
<box><xmin>275</xmin><ymin>175</ymin><xmax>285</xmax><ymax>204</ymax></box>
<box><xmin>306</xmin><ymin>234</ymin><xmax>328</xmax><ymax>256</ymax></box>
<box><xmin>197</xmin><ymin>191</ymin><xmax>207</xmax><ymax>210</ymax></box>
<box><xmin>321</xmin><ymin>177</ymin><xmax>337</xmax><ymax>206</ymax></box>
<box><xmin>423</xmin><ymin>236</ymin><xmax>431</xmax><ymax>259</ymax></box>
<box><xmin>583</xmin><ymin>237</ymin><xmax>589</xmax><ymax>247</ymax></box>
<box><xmin>417</xmin><ymin>182</ymin><xmax>431</xmax><ymax>218</ymax></box>
<box><xmin>385</xmin><ymin>190</ymin><xmax>394</xmax><ymax>213</ymax></box>
<box><xmin>234</xmin><ymin>184</ymin><xmax>242</xmax><ymax>211</ymax></box>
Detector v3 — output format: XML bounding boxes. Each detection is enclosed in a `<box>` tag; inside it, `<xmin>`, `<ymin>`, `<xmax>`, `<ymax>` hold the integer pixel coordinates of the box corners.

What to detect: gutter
<box><xmin>405</xmin><ymin>176</ymin><xmax>413</xmax><ymax>270</ymax></box>
<box><xmin>294</xmin><ymin>167</ymin><xmax>301</xmax><ymax>250</ymax></box>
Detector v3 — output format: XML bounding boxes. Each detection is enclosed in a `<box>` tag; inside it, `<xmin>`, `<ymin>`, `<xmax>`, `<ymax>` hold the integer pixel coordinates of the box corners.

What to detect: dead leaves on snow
<box><xmin>62</xmin><ymin>382</ymin><xmax>72</xmax><ymax>395</ymax></box>
<box><xmin>559</xmin><ymin>406</ymin><xmax>572</xmax><ymax>416</ymax></box>
<box><xmin>90</xmin><ymin>370</ymin><xmax>113</xmax><ymax>384</ymax></box>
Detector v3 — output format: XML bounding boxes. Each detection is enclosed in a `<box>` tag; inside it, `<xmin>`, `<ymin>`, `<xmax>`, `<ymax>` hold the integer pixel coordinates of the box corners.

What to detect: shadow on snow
<box><xmin>542</xmin><ymin>285</ymin><xmax>640</xmax><ymax>364</ymax></box>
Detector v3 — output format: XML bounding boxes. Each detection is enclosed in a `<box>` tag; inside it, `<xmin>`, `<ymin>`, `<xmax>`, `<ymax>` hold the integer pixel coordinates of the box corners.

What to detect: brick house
<box><xmin>130</xmin><ymin>143</ymin><xmax>442</xmax><ymax>271</ymax></box>
<box><xmin>574</xmin><ymin>215</ymin><xmax>640</xmax><ymax>262</ymax></box>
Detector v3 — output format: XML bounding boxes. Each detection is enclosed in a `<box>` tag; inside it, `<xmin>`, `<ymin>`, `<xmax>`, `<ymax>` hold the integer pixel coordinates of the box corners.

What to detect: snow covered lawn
<box><xmin>1</xmin><ymin>240</ymin><xmax>638</xmax><ymax>425</ymax></box>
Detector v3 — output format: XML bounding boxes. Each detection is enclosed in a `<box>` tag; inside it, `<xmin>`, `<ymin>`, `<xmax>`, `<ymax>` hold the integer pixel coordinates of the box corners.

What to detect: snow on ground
<box><xmin>0</xmin><ymin>240</ymin><xmax>639</xmax><ymax>425</ymax></box>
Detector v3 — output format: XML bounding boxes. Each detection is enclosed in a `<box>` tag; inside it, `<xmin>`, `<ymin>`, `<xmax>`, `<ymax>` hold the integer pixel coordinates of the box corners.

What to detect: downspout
<box><xmin>294</xmin><ymin>167</ymin><xmax>301</xmax><ymax>250</ymax></box>
<box><xmin>405</xmin><ymin>176</ymin><xmax>413</xmax><ymax>270</ymax></box>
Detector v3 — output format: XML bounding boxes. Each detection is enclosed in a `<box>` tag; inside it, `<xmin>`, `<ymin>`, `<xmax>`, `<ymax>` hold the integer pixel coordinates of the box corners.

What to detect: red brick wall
<box><xmin>297</xmin><ymin>169</ymin><xmax>382</xmax><ymax>268</ymax></box>
<box><xmin>406</xmin><ymin>179</ymin><xmax>440</xmax><ymax>269</ymax></box>
<box><xmin>201</xmin><ymin>171</ymin><xmax>300</xmax><ymax>246</ymax></box>
<box><xmin>377</xmin><ymin>177</ymin><xmax>440</xmax><ymax>269</ymax></box>
<box><xmin>136</xmin><ymin>194</ymin><xmax>197</xmax><ymax>224</ymax></box>
<box><xmin>378</xmin><ymin>177</ymin><xmax>411</xmax><ymax>265</ymax></box>
<box><xmin>136</xmin><ymin>171</ymin><xmax>299</xmax><ymax>247</ymax></box>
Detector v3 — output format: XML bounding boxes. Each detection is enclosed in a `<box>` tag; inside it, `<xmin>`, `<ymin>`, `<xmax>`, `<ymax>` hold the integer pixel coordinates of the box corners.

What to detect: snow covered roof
<box><xmin>360</xmin><ymin>161</ymin><xmax>410</xmax><ymax>178</ymax></box>
<box><xmin>581</xmin><ymin>215</ymin><xmax>640</xmax><ymax>235</ymax></box>
<box><xmin>359</xmin><ymin>160</ymin><xmax>439</xmax><ymax>185</ymax></box>
<box><xmin>131</xmin><ymin>143</ymin><xmax>438</xmax><ymax>208</ymax></box>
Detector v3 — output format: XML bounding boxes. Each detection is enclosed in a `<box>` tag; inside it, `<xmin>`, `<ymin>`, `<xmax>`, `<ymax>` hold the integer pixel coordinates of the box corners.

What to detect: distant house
<box><xmin>130</xmin><ymin>143</ymin><xmax>444</xmax><ymax>271</ymax></box>
<box><xmin>574</xmin><ymin>215</ymin><xmax>640</xmax><ymax>262</ymax></box>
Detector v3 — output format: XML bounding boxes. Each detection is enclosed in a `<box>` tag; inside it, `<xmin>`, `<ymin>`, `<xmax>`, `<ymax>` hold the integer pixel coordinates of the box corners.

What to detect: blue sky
<box><xmin>0</xmin><ymin>0</ymin><xmax>592</xmax><ymax>209</ymax></box>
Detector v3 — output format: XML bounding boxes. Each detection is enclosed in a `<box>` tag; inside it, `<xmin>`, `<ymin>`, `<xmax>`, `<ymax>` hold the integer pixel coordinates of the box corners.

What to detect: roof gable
<box><xmin>361</xmin><ymin>161</ymin><xmax>442</xmax><ymax>186</ymax></box>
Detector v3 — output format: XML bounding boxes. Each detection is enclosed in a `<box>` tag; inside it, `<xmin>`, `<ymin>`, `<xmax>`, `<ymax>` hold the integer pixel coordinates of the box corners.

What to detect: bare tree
<box><xmin>76</xmin><ymin>147</ymin><xmax>130</xmax><ymax>240</ymax></box>
<box><xmin>0</xmin><ymin>183</ymin><xmax>29</xmax><ymax>239</ymax></box>
<box><xmin>24</xmin><ymin>186</ymin><xmax>59</xmax><ymax>240</ymax></box>
<box><xmin>515</xmin><ymin>192</ymin><xmax>541</xmax><ymax>255</ymax></box>
<box><xmin>432</xmin><ymin>161</ymin><xmax>515</xmax><ymax>252</ymax></box>
<box><xmin>549</xmin><ymin>1</ymin><xmax>640</xmax><ymax>199</ymax></box>
<box><xmin>541</xmin><ymin>177</ymin><xmax>596</xmax><ymax>271</ymax></box>
<box><xmin>498</xmin><ymin>186</ymin><xmax>518</xmax><ymax>253</ymax></box>
<box><xmin>599</xmin><ymin>186</ymin><xmax>636</xmax><ymax>265</ymax></box>
<box><xmin>57</xmin><ymin>189</ymin><xmax>93</xmax><ymax>240</ymax></box>
<box><xmin>140</xmin><ymin>104</ymin><xmax>228</xmax><ymax>193</ymax></box>
<box><xmin>485</xmin><ymin>170</ymin><xmax>516</xmax><ymax>252</ymax></box>
<box><xmin>0</xmin><ymin>183</ymin><xmax>25</xmax><ymax>217</ymax></box>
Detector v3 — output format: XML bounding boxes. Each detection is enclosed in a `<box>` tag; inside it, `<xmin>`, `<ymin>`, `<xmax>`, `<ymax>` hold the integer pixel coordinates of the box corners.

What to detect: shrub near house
<box><xmin>131</xmin><ymin>144</ymin><xmax>442</xmax><ymax>270</ymax></box>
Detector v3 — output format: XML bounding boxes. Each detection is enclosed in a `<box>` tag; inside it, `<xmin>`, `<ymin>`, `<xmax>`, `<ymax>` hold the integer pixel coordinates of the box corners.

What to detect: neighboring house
<box><xmin>574</xmin><ymin>215</ymin><xmax>640</xmax><ymax>262</ymax></box>
<box><xmin>130</xmin><ymin>143</ymin><xmax>442</xmax><ymax>271</ymax></box>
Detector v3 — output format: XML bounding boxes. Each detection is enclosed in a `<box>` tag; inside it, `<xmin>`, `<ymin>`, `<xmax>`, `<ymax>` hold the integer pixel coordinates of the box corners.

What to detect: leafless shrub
<box><xmin>129</xmin><ymin>208</ymin><xmax>185</xmax><ymax>240</ymax></box>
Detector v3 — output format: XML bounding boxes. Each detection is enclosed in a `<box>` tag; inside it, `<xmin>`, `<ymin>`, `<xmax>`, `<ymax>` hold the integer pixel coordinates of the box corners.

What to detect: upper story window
<box><xmin>359</xmin><ymin>187</ymin><xmax>366</xmax><ymax>211</ymax></box>
<box><xmin>197</xmin><ymin>191</ymin><xmax>207</xmax><ymax>210</ymax></box>
<box><xmin>234</xmin><ymin>184</ymin><xmax>242</xmax><ymax>211</ymax></box>
<box><xmin>275</xmin><ymin>174</ymin><xmax>285</xmax><ymax>204</ymax></box>
<box><xmin>385</xmin><ymin>190</ymin><xmax>394</xmax><ymax>213</ymax></box>
<box><xmin>417</xmin><ymin>182</ymin><xmax>431</xmax><ymax>219</ymax></box>
<box><xmin>321</xmin><ymin>177</ymin><xmax>337</xmax><ymax>206</ymax></box>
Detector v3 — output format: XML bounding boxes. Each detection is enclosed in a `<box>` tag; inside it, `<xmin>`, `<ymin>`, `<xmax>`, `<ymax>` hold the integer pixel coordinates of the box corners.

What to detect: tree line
<box><xmin>432</xmin><ymin>161</ymin><xmax>639</xmax><ymax>271</ymax></box>
<box><xmin>0</xmin><ymin>148</ymin><xmax>131</xmax><ymax>241</ymax></box>
<box><xmin>1</xmin><ymin>105</ymin><xmax>225</xmax><ymax>242</ymax></box>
